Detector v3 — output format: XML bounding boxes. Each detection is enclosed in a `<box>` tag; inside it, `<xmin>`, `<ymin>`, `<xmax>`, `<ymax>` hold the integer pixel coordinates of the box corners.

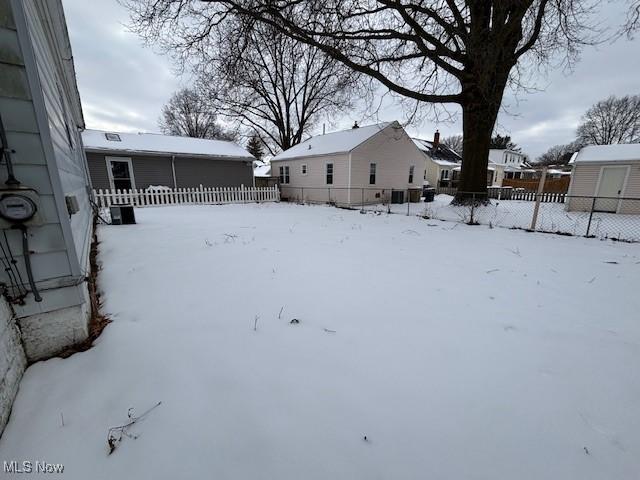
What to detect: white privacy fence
<box><xmin>93</xmin><ymin>186</ymin><xmax>280</xmax><ymax>208</ymax></box>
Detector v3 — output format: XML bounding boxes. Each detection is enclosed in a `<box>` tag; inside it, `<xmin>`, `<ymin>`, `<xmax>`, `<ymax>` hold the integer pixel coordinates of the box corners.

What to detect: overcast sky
<box><xmin>62</xmin><ymin>0</ymin><xmax>640</xmax><ymax>159</ymax></box>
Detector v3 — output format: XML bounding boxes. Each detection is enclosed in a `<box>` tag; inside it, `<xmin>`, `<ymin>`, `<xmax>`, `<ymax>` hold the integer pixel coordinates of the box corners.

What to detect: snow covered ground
<box><xmin>2</xmin><ymin>203</ymin><xmax>640</xmax><ymax>479</ymax></box>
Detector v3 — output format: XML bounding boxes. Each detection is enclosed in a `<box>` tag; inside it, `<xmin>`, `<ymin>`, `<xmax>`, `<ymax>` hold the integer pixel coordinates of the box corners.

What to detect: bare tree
<box><xmin>536</xmin><ymin>140</ymin><xmax>583</xmax><ymax>165</ymax></box>
<box><xmin>129</xmin><ymin>10</ymin><xmax>360</xmax><ymax>156</ymax></box>
<box><xmin>576</xmin><ymin>95</ymin><xmax>640</xmax><ymax>145</ymax></box>
<box><xmin>159</xmin><ymin>88</ymin><xmax>236</xmax><ymax>141</ymax></box>
<box><xmin>125</xmin><ymin>0</ymin><xmax>598</xmax><ymax>202</ymax></box>
<box><xmin>441</xmin><ymin>134</ymin><xmax>463</xmax><ymax>156</ymax></box>
<box><xmin>624</xmin><ymin>0</ymin><xmax>640</xmax><ymax>36</ymax></box>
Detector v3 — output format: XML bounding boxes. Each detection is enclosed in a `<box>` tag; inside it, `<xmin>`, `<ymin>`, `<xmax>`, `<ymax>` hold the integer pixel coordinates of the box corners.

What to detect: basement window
<box><xmin>105</xmin><ymin>133</ymin><xmax>121</xmax><ymax>142</ymax></box>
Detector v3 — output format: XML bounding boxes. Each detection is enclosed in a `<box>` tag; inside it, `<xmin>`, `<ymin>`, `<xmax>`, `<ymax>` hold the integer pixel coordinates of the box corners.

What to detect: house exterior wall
<box><xmin>350</xmin><ymin>123</ymin><xmax>425</xmax><ymax>204</ymax></box>
<box><xmin>1</xmin><ymin>0</ymin><xmax>90</xmax><ymax>349</ymax></box>
<box><xmin>567</xmin><ymin>161</ymin><xmax>640</xmax><ymax>214</ymax></box>
<box><xmin>86</xmin><ymin>152</ymin><xmax>173</xmax><ymax>189</ymax></box>
<box><xmin>273</xmin><ymin>153</ymin><xmax>350</xmax><ymax>205</ymax></box>
<box><xmin>86</xmin><ymin>151</ymin><xmax>253</xmax><ymax>190</ymax></box>
<box><xmin>174</xmin><ymin>157</ymin><xmax>253</xmax><ymax>188</ymax></box>
<box><xmin>0</xmin><ymin>296</ymin><xmax>26</xmax><ymax>436</ymax></box>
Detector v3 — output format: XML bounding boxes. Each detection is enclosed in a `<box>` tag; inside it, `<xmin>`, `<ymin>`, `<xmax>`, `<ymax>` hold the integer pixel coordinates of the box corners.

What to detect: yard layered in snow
<box><xmin>1</xmin><ymin>203</ymin><xmax>640</xmax><ymax>479</ymax></box>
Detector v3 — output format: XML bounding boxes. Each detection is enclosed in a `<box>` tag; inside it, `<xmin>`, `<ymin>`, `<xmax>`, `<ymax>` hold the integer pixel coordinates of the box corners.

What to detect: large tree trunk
<box><xmin>453</xmin><ymin>85</ymin><xmax>504</xmax><ymax>205</ymax></box>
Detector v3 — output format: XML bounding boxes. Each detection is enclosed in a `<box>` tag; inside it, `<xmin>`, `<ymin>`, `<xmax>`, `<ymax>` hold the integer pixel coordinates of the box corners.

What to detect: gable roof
<box><xmin>413</xmin><ymin>138</ymin><xmax>462</xmax><ymax>164</ymax></box>
<box><xmin>271</xmin><ymin>122</ymin><xmax>394</xmax><ymax>161</ymax></box>
<box><xmin>571</xmin><ymin>144</ymin><xmax>640</xmax><ymax>164</ymax></box>
<box><xmin>82</xmin><ymin>129</ymin><xmax>254</xmax><ymax>159</ymax></box>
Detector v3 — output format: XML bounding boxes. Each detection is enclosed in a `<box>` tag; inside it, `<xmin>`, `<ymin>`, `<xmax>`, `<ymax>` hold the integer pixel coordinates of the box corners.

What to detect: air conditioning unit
<box><xmin>109</xmin><ymin>205</ymin><xmax>136</xmax><ymax>225</ymax></box>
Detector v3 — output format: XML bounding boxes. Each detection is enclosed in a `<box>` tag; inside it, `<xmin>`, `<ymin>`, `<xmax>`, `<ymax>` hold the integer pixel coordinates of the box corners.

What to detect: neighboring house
<box><xmin>413</xmin><ymin>132</ymin><xmax>461</xmax><ymax>187</ymax></box>
<box><xmin>486</xmin><ymin>149</ymin><xmax>537</xmax><ymax>185</ymax></box>
<box><xmin>567</xmin><ymin>144</ymin><xmax>640</xmax><ymax>214</ymax></box>
<box><xmin>253</xmin><ymin>160</ymin><xmax>277</xmax><ymax>188</ymax></box>
<box><xmin>83</xmin><ymin>129</ymin><xmax>254</xmax><ymax>191</ymax></box>
<box><xmin>489</xmin><ymin>148</ymin><xmax>529</xmax><ymax>167</ymax></box>
<box><xmin>1</xmin><ymin>0</ymin><xmax>93</xmax><ymax>431</ymax></box>
<box><xmin>271</xmin><ymin>121</ymin><xmax>425</xmax><ymax>206</ymax></box>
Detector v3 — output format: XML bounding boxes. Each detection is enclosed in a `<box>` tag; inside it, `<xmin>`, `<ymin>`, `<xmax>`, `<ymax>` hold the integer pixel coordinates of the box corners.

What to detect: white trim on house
<box><xmin>105</xmin><ymin>156</ymin><xmax>136</xmax><ymax>191</ymax></box>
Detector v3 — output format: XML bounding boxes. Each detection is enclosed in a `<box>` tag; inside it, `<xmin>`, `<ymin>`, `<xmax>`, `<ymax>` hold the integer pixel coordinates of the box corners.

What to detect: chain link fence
<box><xmin>422</xmin><ymin>192</ymin><xmax>640</xmax><ymax>242</ymax></box>
<box><xmin>278</xmin><ymin>186</ymin><xmax>640</xmax><ymax>242</ymax></box>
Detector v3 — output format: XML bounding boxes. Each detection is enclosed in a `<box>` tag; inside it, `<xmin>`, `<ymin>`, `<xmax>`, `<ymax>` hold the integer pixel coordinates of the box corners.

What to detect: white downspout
<box><xmin>171</xmin><ymin>155</ymin><xmax>177</xmax><ymax>188</ymax></box>
<box><xmin>347</xmin><ymin>152</ymin><xmax>352</xmax><ymax>205</ymax></box>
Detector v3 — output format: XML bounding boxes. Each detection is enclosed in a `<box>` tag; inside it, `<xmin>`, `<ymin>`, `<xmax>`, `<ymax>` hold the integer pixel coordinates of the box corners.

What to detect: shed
<box><xmin>271</xmin><ymin>121</ymin><xmax>425</xmax><ymax>206</ymax></box>
<box><xmin>567</xmin><ymin>144</ymin><xmax>640</xmax><ymax>214</ymax></box>
<box><xmin>82</xmin><ymin>129</ymin><xmax>255</xmax><ymax>191</ymax></box>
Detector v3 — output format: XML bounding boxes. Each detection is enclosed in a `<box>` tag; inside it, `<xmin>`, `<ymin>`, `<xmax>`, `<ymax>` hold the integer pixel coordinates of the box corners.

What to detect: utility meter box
<box><xmin>0</xmin><ymin>187</ymin><xmax>43</xmax><ymax>228</ymax></box>
<box><xmin>109</xmin><ymin>205</ymin><xmax>136</xmax><ymax>225</ymax></box>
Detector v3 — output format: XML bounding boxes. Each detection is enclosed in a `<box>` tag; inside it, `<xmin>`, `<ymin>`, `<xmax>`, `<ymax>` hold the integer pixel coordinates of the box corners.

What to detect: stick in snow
<box><xmin>278</xmin><ymin>306</ymin><xmax>284</xmax><ymax>319</ymax></box>
<box><xmin>254</xmin><ymin>315</ymin><xmax>259</xmax><ymax>331</ymax></box>
<box><xmin>107</xmin><ymin>401</ymin><xmax>162</xmax><ymax>455</ymax></box>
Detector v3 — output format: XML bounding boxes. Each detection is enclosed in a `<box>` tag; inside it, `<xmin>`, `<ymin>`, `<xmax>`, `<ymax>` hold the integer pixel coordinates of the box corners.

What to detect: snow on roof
<box><xmin>432</xmin><ymin>159</ymin><xmax>460</xmax><ymax>167</ymax></box>
<box><xmin>82</xmin><ymin>129</ymin><xmax>254</xmax><ymax>159</ymax></box>
<box><xmin>271</xmin><ymin>122</ymin><xmax>394</xmax><ymax>161</ymax></box>
<box><xmin>572</xmin><ymin>144</ymin><xmax>640</xmax><ymax>164</ymax></box>
<box><xmin>253</xmin><ymin>162</ymin><xmax>272</xmax><ymax>177</ymax></box>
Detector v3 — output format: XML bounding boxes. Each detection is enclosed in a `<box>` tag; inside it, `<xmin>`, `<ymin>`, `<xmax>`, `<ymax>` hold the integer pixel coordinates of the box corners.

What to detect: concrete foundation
<box><xmin>0</xmin><ymin>297</ymin><xmax>26</xmax><ymax>436</ymax></box>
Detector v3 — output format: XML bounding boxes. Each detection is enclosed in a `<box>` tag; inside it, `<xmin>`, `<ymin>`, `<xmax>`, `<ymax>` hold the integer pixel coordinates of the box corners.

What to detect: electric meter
<box><xmin>0</xmin><ymin>194</ymin><xmax>37</xmax><ymax>222</ymax></box>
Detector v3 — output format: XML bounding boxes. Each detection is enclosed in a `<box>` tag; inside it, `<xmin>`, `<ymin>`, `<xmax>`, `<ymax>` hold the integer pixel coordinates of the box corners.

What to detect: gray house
<box><xmin>83</xmin><ymin>129</ymin><xmax>255</xmax><ymax>191</ymax></box>
<box><xmin>1</xmin><ymin>0</ymin><xmax>93</xmax><ymax>432</ymax></box>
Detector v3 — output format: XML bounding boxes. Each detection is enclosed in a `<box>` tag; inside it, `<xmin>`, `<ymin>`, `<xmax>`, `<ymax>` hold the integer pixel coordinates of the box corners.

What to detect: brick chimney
<box><xmin>433</xmin><ymin>129</ymin><xmax>440</xmax><ymax>149</ymax></box>
<box><xmin>352</xmin><ymin>121</ymin><xmax>359</xmax><ymax>129</ymax></box>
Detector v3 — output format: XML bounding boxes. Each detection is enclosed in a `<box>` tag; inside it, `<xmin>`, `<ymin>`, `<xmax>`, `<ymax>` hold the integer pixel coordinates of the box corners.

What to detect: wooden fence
<box><xmin>93</xmin><ymin>186</ymin><xmax>280</xmax><ymax>208</ymax></box>
<box><xmin>502</xmin><ymin>177</ymin><xmax>570</xmax><ymax>193</ymax></box>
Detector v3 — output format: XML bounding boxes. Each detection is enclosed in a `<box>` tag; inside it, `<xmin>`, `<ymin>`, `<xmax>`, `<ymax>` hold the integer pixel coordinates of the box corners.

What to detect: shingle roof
<box><xmin>413</xmin><ymin>138</ymin><xmax>462</xmax><ymax>164</ymax></box>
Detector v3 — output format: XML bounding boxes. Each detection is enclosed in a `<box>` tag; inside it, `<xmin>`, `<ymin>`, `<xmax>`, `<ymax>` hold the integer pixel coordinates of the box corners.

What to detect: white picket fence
<box><xmin>92</xmin><ymin>185</ymin><xmax>280</xmax><ymax>208</ymax></box>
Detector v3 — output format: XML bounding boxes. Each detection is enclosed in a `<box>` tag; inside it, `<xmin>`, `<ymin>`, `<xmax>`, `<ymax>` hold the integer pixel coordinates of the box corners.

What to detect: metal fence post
<box><xmin>361</xmin><ymin>188</ymin><xmax>364</xmax><ymax>210</ymax></box>
<box><xmin>301</xmin><ymin>187</ymin><xmax>304</xmax><ymax>204</ymax></box>
<box><xmin>585</xmin><ymin>196</ymin><xmax>596</xmax><ymax>237</ymax></box>
<box><xmin>407</xmin><ymin>189</ymin><xmax>410</xmax><ymax>216</ymax></box>
<box><xmin>530</xmin><ymin>167</ymin><xmax>547</xmax><ymax>231</ymax></box>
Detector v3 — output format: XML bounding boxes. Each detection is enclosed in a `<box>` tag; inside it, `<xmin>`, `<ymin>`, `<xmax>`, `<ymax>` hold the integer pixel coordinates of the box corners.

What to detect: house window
<box><xmin>408</xmin><ymin>165</ymin><xmax>415</xmax><ymax>183</ymax></box>
<box><xmin>369</xmin><ymin>163</ymin><xmax>376</xmax><ymax>184</ymax></box>
<box><xmin>284</xmin><ymin>166</ymin><xmax>290</xmax><ymax>184</ymax></box>
<box><xmin>441</xmin><ymin>169</ymin><xmax>449</xmax><ymax>180</ymax></box>
<box><xmin>105</xmin><ymin>133</ymin><xmax>121</xmax><ymax>142</ymax></box>
<box><xmin>279</xmin><ymin>166</ymin><xmax>284</xmax><ymax>183</ymax></box>
<box><xmin>326</xmin><ymin>163</ymin><xmax>333</xmax><ymax>185</ymax></box>
<box><xmin>301</xmin><ymin>164</ymin><xmax>307</xmax><ymax>175</ymax></box>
